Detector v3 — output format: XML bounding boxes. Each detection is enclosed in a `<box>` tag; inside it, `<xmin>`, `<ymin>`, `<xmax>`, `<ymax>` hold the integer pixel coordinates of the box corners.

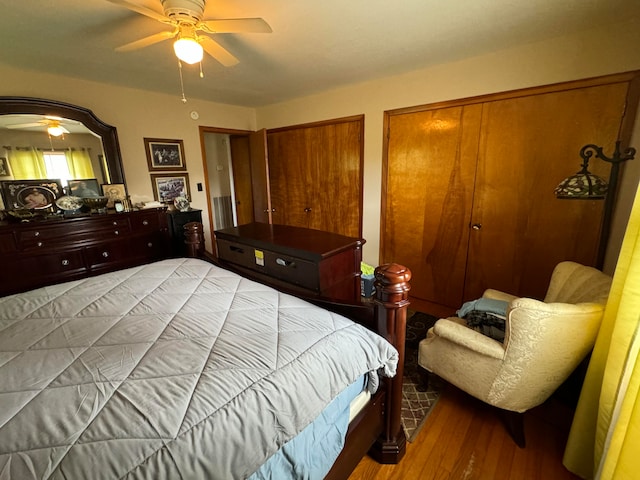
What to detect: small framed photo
<box><xmin>144</xmin><ymin>138</ymin><xmax>187</xmax><ymax>171</ymax></box>
<box><xmin>150</xmin><ymin>173</ymin><xmax>190</xmax><ymax>203</ymax></box>
<box><xmin>1</xmin><ymin>179</ymin><xmax>63</xmax><ymax>210</ymax></box>
<box><xmin>0</xmin><ymin>157</ymin><xmax>11</xmax><ymax>178</ymax></box>
<box><xmin>68</xmin><ymin>179</ymin><xmax>101</xmax><ymax>198</ymax></box>
<box><xmin>102</xmin><ymin>183</ymin><xmax>127</xmax><ymax>208</ymax></box>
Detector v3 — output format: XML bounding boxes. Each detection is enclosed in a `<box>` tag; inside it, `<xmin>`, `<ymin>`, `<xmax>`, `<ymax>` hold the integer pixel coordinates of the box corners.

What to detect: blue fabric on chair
<box><xmin>457</xmin><ymin>298</ymin><xmax>509</xmax><ymax>318</ymax></box>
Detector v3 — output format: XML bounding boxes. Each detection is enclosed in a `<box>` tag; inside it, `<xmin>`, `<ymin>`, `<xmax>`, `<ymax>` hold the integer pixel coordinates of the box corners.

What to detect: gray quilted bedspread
<box><xmin>0</xmin><ymin>258</ymin><xmax>398</xmax><ymax>479</ymax></box>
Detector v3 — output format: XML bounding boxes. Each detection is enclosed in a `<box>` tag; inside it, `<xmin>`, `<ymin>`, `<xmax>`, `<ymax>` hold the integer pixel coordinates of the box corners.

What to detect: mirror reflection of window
<box><xmin>43</xmin><ymin>152</ymin><xmax>73</xmax><ymax>186</ymax></box>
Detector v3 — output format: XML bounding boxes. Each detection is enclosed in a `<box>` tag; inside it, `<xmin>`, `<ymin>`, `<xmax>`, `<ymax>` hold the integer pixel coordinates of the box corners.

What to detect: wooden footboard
<box><xmin>184</xmin><ymin>223</ymin><xmax>411</xmax><ymax>477</ymax></box>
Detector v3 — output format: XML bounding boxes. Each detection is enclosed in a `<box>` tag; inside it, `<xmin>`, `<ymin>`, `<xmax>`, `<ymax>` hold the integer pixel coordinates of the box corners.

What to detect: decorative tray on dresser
<box><xmin>214</xmin><ymin>222</ymin><xmax>365</xmax><ymax>303</ymax></box>
<box><xmin>0</xmin><ymin>208</ymin><xmax>170</xmax><ymax>297</ymax></box>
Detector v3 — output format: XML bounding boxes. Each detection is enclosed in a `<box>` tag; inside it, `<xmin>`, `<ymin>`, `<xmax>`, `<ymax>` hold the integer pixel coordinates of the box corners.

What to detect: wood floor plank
<box><xmin>348</xmin><ymin>384</ymin><xmax>580</xmax><ymax>480</ymax></box>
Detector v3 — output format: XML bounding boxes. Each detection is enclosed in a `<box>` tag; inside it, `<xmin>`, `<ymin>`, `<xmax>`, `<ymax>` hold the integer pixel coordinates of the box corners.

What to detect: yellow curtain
<box><xmin>65</xmin><ymin>149</ymin><xmax>95</xmax><ymax>179</ymax></box>
<box><xmin>564</xmin><ymin>181</ymin><xmax>640</xmax><ymax>479</ymax></box>
<box><xmin>7</xmin><ymin>148</ymin><xmax>46</xmax><ymax>179</ymax></box>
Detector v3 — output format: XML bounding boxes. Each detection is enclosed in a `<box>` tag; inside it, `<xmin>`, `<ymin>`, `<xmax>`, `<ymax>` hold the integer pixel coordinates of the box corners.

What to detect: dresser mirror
<box><xmin>0</xmin><ymin>97</ymin><xmax>126</xmax><ymax>191</ymax></box>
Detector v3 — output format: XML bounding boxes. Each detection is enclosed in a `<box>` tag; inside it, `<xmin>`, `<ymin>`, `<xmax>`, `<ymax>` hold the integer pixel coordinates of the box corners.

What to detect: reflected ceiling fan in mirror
<box><xmin>107</xmin><ymin>0</ymin><xmax>272</xmax><ymax>67</ymax></box>
<box><xmin>4</xmin><ymin>115</ymin><xmax>81</xmax><ymax>137</ymax></box>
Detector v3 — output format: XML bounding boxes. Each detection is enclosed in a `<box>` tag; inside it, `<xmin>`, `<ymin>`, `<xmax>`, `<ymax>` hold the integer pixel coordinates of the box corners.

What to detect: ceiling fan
<box><xmin>5</xmin><ymin>116</ymin><xmax>77</xmax><ymax>137</ymax></box>
<box><xmin>106</xmin><ymin>0</ymin><xmax>272</xmax><ymax>66</ymax></box>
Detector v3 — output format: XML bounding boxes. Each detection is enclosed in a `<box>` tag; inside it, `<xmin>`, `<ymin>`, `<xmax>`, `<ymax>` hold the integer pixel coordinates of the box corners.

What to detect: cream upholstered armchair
<box><xmin>418</xmin><ymin>261</ymin><xmax>612</xmax><ymax>447</ymax></box>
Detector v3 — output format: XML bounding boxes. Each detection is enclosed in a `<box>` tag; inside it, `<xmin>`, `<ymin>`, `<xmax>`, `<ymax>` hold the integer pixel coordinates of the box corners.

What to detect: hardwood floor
<box><xmin>349</xmin><ymin>384</ymin><xmax>580</xmax><ymax>480</ymax></box>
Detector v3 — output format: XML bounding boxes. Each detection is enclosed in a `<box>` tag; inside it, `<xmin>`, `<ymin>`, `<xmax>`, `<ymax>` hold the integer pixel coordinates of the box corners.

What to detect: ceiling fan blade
<box><xmin>105</xmin><ymin>0</ymin><xmax>171</xmax><ymax>24</ymax></box>
<box><xmin>60</xmin><ymin>126</ymin><xmax>71</xmax><ymax>134</ymax></box>
<box><xmin>5</xmin><ymin>122</ymin><xmax>43</xmax><ymax>129</ymax></box>
<box><xmin>115</xmin><ymin>30</ymin><xmax>177</xmax><ymax>52</ymax></box>
<box><xmin>200</xmin><ymin>18</ymin><xmax>272</xmax><ymax>34</ymax></box>
<box><xmin>200</xmin><ymin>36</ymin><xmax>239</xmax><ymax>66</ymax></box>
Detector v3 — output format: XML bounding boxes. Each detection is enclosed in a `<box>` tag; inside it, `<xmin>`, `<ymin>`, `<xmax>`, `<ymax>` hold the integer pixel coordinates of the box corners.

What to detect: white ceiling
<box><xmin>1</xmin><ymin>0</ymin><xmax>639</xmax><ymax>107</ymax></box>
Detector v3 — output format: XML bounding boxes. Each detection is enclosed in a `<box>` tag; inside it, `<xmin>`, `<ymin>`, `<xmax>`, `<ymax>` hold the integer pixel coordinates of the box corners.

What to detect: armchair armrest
<box><xmin>483</xmin><ymin>288</ymin><xmax>518</xmax><ymax>304</ymax></box>
<box><xmin>433</xmin><ymin>318</ymin><xmax>505</xmax><ymax>359</ymax></box>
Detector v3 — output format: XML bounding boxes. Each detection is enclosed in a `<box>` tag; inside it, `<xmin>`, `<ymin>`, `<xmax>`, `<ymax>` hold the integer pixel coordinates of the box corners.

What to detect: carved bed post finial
<box><xmin>370</xmin><ymin>263</ymin><xmax>411</xmax><ymax>464</ymax></box>
<box><xmin>184</xmin><ymin>222</ymin><xmax>205</xmax><ymax>258</ymax></box>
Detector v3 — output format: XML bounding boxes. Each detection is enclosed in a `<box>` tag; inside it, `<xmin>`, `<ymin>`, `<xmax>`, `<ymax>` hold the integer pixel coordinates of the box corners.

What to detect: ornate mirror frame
<box><xmin>0</xmin><ymin>96</ymin><xmax>126</xmax><ymax>185</ymax></box>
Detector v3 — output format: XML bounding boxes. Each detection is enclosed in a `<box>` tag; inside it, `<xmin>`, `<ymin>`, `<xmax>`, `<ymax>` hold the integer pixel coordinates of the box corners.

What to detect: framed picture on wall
<box><xmin>144</xmin><ymin>138</ymin><xmax>187</xmax><ymax>171</ymax></box>
<box><xmin>0</xmin><ymin>179</ymin><xmax>63</xmax><ymax>210</ymax></box>
<box><xmin>150</xmin><ymin>173</ymin><xmax>191</xmax><ymax>203</ymax></box>
<box><xmin>68</xmin><ymin>178</ymin><xmax>101</xmax><ymax>198</ymax></box>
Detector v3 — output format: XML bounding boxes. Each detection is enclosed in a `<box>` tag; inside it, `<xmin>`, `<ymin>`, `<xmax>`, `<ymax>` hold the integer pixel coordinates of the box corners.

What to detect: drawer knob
<box><xmin>276</xmin><ymin>258</ymin><xmax>296</xmax><ymax>268</ymax></box>
<box><xmin>114</xmin><ymin>230</ymin><xmax>119</xmax><ymax>235</ymax></box>
<box><xmin>102</xmin><ymin>251</ymin><xmax>109</xmax><ymax>258</ymax></box>
<box><xmin>34</xmin><ymin>231</ymin><xmax>40</xmax><ymax>237</ymax></box>
<box><xmin>61</xmin><ymin>259</ymin><xmax>69</xmax><ymax>266</ymax></box>
<box><xmin>113</xmin><ymin>221</ymin><xmax>118</xmax><ymax>226</ymax></box>
<box><xmin>471</xmin><ymin>223</ymin><xmax>482</xmax><ymax>230</ymax></box>
<box><xmin>304</xmin><ymin>207</ymin><xmax>312</xmax><ymax>213</ymax></box>
<box><xmin>37</xmin><ymin>241</ymin><xmax>43</xmax><ymax>247</ymax></box>
<box><xmin>143</xmin><ymin>220</ymin><xmax>149</xmax><ymax>226</ymax></box>
<box><xmin>147</xmin><ymin>242</ymin><xmax>153</xmax><ymax>248</ymax></box>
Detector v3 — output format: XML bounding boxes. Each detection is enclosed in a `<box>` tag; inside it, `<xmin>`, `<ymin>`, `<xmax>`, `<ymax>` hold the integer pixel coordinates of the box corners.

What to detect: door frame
<box><xmin>198</xmin><ymin>126</ymin><xmax>253</xmax><ymax>256</ymax></box>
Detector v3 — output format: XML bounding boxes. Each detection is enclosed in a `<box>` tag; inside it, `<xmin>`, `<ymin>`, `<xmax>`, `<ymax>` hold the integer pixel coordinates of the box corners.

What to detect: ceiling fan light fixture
<box><xmin>47</xmin><ymin>123</ymin><xmax>65</xmax><ymax>137</ymax></box>
<box><xmin>174</xmin><ymin>37</ymin><xmax>203</xmax><ymax>64</ymax></box>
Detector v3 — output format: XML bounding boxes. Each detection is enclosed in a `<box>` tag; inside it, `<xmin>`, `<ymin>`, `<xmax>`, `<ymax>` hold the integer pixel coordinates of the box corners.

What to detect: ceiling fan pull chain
<box><xmin>177</xmin><ymin>60</ymin><xmax>188</xmax><ymax>103</ymax></box>
<box><xmin>199</xmin><ymin>61</ymin><xmax>204</xmax><ymax>79</ymax></box>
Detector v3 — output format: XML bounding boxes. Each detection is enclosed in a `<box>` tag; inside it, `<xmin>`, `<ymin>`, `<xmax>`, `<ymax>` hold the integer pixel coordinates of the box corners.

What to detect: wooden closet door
<box><xmin>382</xmin><ymin>105</ymin><xmax>482</xmax><ymax>308</ymax></box>
<box><xmin>307</xmin><ymin>121</ymin><xmax>362</xmax><ymax>237</ymax></box>
<box><xmin>267</xmin><ymin>118</ymin><xmax>363</xmax><ymax>238</ymax></box>
<box><xmin>249</xmin><ymin>129</ymin><xmax>272</xmax><ymax>224</ymax></box>
<box><xmin>267</xmin><ymin>128</ymin><xmax>310</xmax><ymax>227</ymax></box>
<box><xmin>465</xmin><ymin>82</ymin><xmax>629</xmax><ymax>301</ymax></box>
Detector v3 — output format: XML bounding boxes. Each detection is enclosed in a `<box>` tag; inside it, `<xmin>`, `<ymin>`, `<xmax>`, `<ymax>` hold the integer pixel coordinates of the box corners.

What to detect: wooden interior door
<box><xmin>382</xmin><ymin>104</ymin><xmax>482</xmax><ymax>308</ymax></box>
<box><xmin>464</xmin><ymin>81</ymin><xmax>629</xmax><ymax>301</ymax></box>
<box><xmin>267</xmin><ymin>128</ymin><xmax>310</xmax><ymax>228</ymax></box>
<box><xmin>229</xmin><ymin>135</ymin><xmax>254</xmax><ymax>225</ymax></box>
<box><xmin>249</xmin><ymin>129</ymin><xmax>271</xmax><ymax>224</ymax></box>
<box><xmin>308</xmin><ymin>121</ymin><xmax>362</xmax><ymax>237</ymax></box>
<box><xmin>267</xmin><ymin>117</ymin><xmax>363</xmax><ymax>237</ymax></box>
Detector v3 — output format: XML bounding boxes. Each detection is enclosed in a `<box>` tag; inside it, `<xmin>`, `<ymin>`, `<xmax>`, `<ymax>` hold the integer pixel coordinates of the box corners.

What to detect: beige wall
<box><xmin>0</xmin><ymin>65</ymin><xmax>256</xmax><ymax>250</ymax></box>
<box><xmin>256</xmin><ymin>18</ymin><xmax>640</xmax><ymax>273</ymax></box>
<box><xmin>2</xmin><ymin>17</ymin><xmax>640</xmax><ymax>271</ymax></box>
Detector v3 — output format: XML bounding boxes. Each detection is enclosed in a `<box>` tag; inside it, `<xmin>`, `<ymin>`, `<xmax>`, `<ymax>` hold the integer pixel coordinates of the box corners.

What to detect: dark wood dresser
<box><xmin>0</xmin><ymin>208</ymin><xmax>170</xmax><ymax>296</ymax></box>
<box><xmin>214</xmin><ymin>222</ymin><xmax>364</xmax><ymax>302</ymax></box>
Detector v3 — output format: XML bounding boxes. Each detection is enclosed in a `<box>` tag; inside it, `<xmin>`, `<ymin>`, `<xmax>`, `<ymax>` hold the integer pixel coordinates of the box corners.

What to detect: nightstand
<box><xmin>167</xmin><ymin>209</ymin><xmax>203</xmax><ymax>257</ymax></box>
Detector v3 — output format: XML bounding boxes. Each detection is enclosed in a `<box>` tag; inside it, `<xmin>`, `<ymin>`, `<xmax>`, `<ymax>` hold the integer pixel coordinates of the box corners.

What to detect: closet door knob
<box><xmin>471</xmin><ymin>223</ymin><xmax>482</xmax><ymax>230</ymax></box>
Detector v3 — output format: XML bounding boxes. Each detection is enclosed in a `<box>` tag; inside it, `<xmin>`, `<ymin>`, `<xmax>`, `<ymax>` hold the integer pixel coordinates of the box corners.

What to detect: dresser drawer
<box><xmin>17</xmin><ymin>218</ymin><xmax>131</xmax><ymax>250</ymax></box>
<box><xmin>217</xmin><ymin>239</ymin><xmax>263</xmax><ymax>271</ymax></box>
<box><xmin>130</xmin><ymin>212</ymin><xmax>162</xmax><ymax>233</ymax></box>
<box><xmin>85</xmin><ymin>240</ymin><xmax>132</xmax><ymax>270</ymax></box>
<box><xmin>1</xmin><ymin>250</ymin><xmax>86</xmax><ymax>295</ymax></box>
<box><xmin>37</xmin><ymin>250</ymin><xmax>87</xmax><ymax>276</ymax></box>
<box><xmin>130</xmin><ymin>232</ymin><xmax>168</xmax><ymax>260</ymax></box>
<box><xmin>263</xmin><ymin>251</ymin><xmax>319</xmax><ymax>291</ymax></box>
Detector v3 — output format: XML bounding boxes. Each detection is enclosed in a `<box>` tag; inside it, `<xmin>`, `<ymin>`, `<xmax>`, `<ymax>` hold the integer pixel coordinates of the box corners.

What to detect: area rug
<box><xmin>401</xmin><ymin>311</ymin><xmax>443</xmax><ymax>442</ymax></box>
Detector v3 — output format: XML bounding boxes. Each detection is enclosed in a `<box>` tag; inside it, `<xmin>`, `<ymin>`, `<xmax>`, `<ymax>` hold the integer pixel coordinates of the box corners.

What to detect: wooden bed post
<box><xmin>184</xmin><ymin>222</ymin><xmax>205</xmax><ymax>258</ymax></box>
<box><xmin>370</xmin><ymin>263</ymin><xmax>411</xmax><ymax>464</ymax></box>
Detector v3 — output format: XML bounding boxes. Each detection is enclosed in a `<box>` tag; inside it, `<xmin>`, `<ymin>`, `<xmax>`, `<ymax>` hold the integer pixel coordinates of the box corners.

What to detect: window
<box><xmin>42</xmin><ymin>152</ymin><xmax>72</xmax><ymax>186</ymax></box>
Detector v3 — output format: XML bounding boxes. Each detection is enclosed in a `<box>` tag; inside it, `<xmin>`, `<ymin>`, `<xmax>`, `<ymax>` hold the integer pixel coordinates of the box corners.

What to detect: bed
<box><xmin>0</xmin><ymin>225</ymin><xmax>410</xmax><ymax>479</ymax></box>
